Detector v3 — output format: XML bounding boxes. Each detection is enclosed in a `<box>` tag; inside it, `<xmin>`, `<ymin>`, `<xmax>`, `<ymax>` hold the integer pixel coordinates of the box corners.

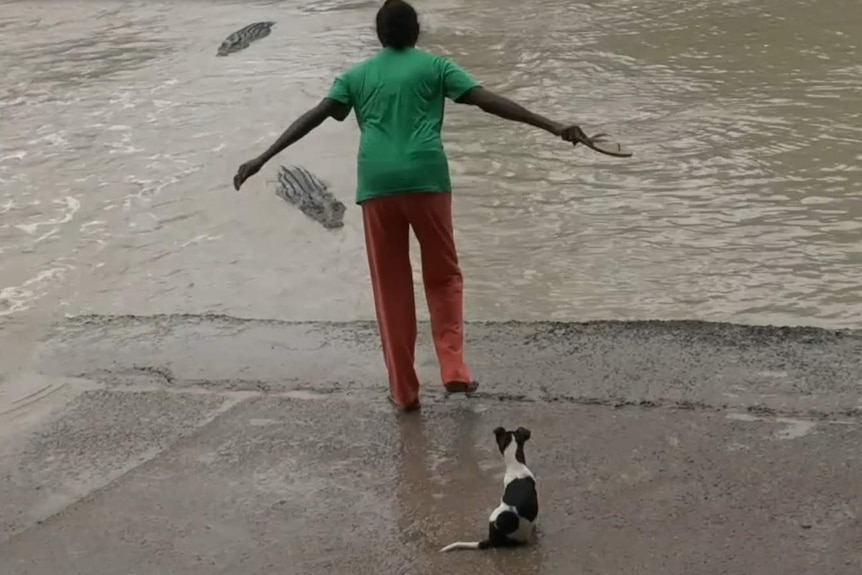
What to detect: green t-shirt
<box><xmin>326</xmin><ymin>47</ymin><xmax>480</xmax><ymax>204</ymax></box>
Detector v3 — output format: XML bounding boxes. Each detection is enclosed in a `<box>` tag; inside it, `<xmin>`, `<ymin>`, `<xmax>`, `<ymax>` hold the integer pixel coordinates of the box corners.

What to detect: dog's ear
<box><xmin>515</xmin><ymin>426</ymin><xmax>531</xmax><ymax>442</ymax></box>
<box><xmin>493</xmin><ymin>426</ymin><xmax>506</xmax><ymax>438</ymax></box>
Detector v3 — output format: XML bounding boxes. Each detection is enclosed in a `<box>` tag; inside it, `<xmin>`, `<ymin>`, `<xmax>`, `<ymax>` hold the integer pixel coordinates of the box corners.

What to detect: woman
<box><xmin>233</xmin><ymin>0</ymin><xmax>592</xmax><ymax>412</ymax></box>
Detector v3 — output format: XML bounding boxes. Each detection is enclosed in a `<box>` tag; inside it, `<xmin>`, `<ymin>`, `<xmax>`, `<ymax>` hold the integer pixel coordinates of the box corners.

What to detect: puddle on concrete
<box><xmin>775</xmin><ymin>418</ymin><xmax>818</xmax><ymax>440</ymax></box>
<box><xmin>726</xmin><ymin>412</ymin><xmax>819</xmax><ymax>440</ymax></box>
<box><xmin>248</xmin><ymin>418</ymin><xmax>280</xmax><ymax>427</ymax></box>
<box><xmin>726</xmin><ymin>413</ymin><xmax>760</xmax><ymax>423</ymax></box>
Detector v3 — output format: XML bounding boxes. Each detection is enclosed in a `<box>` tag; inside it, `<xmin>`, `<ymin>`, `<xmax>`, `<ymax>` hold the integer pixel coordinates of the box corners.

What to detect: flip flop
<box><xmin>388</xmin><ymin>393</ymin><xmax>421</xmax><ymax>412</ymax></box>
<box><xmin>443</xmin><ymin>380</ymin><xmax>479</xmax><ymax>395</ymax></box>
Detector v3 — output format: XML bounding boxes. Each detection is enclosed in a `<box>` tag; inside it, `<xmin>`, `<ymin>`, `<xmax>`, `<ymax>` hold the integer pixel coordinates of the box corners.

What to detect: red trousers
<box><xmin>361</xmin><ymin>191</ymin><xmax>471</xmax><ymax>406</ymax></box>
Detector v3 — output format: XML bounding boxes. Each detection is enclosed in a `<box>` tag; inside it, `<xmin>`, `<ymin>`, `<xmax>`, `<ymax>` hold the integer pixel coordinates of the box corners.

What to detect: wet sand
<box><xmin>1</xmin><ymin>315</ymin><xmax>861</xmax><ymax>574</ymax></box>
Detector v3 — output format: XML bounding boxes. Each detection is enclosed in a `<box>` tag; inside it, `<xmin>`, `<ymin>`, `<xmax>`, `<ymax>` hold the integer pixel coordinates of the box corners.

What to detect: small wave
<box><xmin>13</xmin><ymin>195</ymin><xmax>80</xmax><ymax>236</ymax></box>
<box><xmin>181</xmin><ymin>234</ymin><xmax>221</xmax><ymax>248</ymax></box>
<box><xmin>79</xmin><ymin>219</ymin><xmax>110</xmax><ymax>250</ymax></box>
<box><xmin>297</xmin><ymin>0</ymin><xmax>380</xmax><ymax>13</ymax></box>
<box><xmin>0</xmin><ymin>151</ymin><xmax>27</xmax><ymax>163</ymax></box>
<box><xmin>26</xmin><ymin>131</ymin><xmax>69</xmax><ymax>147</ymax></box>
<box><xmin>0</xmin><ymin>265</ymin><xmax>75</xmax><ymax>317</ymax></box>
<box><xmin>121</xmin><ymin>164</ymin><xmax>200</xmax><ymax>211</ymax></box>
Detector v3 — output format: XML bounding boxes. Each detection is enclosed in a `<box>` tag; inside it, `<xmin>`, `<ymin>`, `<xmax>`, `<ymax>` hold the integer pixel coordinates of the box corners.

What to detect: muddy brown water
<box><xmin>1</xmin><ymin>0</ymin><xmax>860</xmax><ymax>348</ymax></box>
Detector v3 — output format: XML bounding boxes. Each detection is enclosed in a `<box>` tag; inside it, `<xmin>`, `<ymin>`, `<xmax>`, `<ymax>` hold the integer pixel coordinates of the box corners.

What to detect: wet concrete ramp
<box><xmin>1</xmin><ymin>315</ymin><xmax>861</xmax><ymax>574</ymax></box>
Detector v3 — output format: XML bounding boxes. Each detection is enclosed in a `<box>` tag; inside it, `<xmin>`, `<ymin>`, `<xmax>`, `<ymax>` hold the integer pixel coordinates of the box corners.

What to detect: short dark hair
<box><xmin>376</xmin><ymin>0</ymin><xmax>420</xmax><ymax>50</ymax></box>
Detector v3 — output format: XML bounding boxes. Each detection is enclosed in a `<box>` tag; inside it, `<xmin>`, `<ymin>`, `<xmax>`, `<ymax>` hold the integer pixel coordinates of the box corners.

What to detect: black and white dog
<box><xmin>440</xmin><ymin>426</ymin><xmax>538</xmax><ymax>552</ymax></box>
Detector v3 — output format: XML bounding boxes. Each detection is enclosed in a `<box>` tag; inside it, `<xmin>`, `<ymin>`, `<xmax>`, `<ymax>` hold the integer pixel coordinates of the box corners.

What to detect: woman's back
<box><xmin>327</xmin><ymin>47</ymin><xmax>479</xmax><ymax>203</ymax></box>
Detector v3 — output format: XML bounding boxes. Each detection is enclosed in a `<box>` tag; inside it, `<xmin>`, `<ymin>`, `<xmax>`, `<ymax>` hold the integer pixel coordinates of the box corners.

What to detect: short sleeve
<box><xmin>440</xmin><ymin>57</ymin><xmax>480</xmax><ymax>101</ymax></box>
<box><xmin>326</xmin><ymin>73</ymin><xmax>353</xmax><ymax>113</ymax></box>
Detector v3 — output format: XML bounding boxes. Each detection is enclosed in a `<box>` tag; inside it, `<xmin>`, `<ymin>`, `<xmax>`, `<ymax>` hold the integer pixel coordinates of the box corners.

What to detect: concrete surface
<box><xmin>1</xmin><ymin>314</ymin><xmax>861</xmax><ymax>574</ymax></box>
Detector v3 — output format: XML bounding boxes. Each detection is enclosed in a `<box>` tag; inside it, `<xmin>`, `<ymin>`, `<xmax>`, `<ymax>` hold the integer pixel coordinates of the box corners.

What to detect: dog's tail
<box><xmin>439</xmin><ymin>540</ymin><xmax>489</xmax><ymax>552</ymax></box>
